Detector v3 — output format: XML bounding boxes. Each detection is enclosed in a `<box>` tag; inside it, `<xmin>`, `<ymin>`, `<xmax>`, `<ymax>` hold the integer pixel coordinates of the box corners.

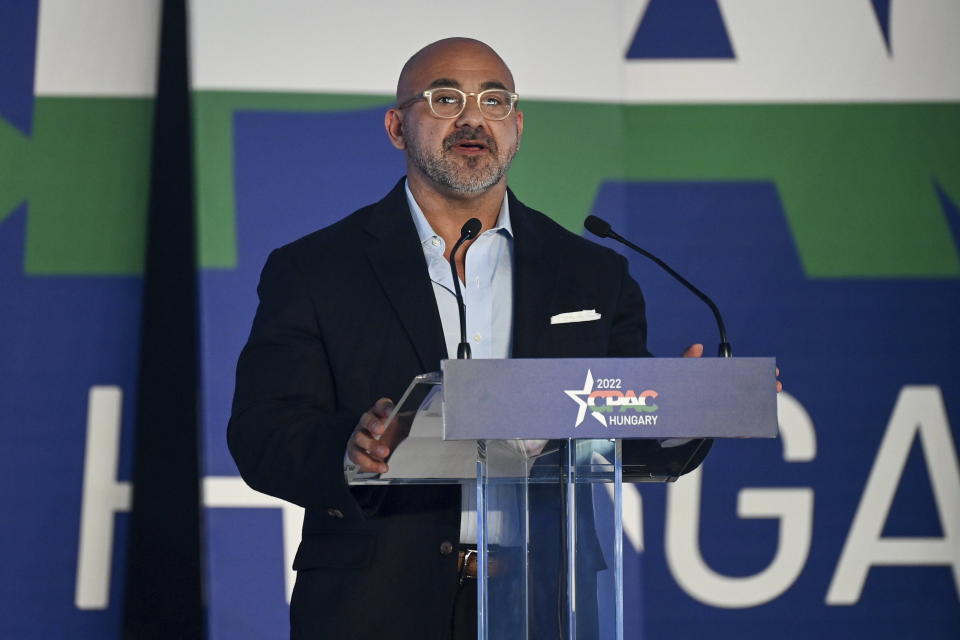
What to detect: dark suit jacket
<box><xmin>228</xmin><ymin>179</ymin><xmax>709</xmax><ymax>639</ymax></box>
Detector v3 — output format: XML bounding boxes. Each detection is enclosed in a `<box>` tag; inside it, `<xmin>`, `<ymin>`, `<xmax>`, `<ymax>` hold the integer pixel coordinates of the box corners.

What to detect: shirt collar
<box><xmin>405</xmin><ymin>178</ymin><xmax>513</xmax><ymax>249</ymax></box>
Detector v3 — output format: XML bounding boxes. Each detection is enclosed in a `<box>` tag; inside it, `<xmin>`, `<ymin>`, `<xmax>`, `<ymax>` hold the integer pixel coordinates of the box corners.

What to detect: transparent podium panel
<box><xmin>478</xmin><ymin>438</ymin><xmax>624</xmax><ymax>640</ymax></box>
<box><xmin>350</xmin><ymin>360</ymin><xmax>773</xmax><ymax>639</ymax></box>
<box><xmin>349</xmin><ymin>373</ymin><xmax>629</xmax><ymax>639</ymax></box>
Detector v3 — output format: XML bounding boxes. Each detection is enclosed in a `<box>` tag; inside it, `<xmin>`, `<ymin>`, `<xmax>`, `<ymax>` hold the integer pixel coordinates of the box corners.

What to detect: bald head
<box><xmin>396</xmin><ymin>38</ymin><xmax>515</xmax><ymax>104</ymax></box>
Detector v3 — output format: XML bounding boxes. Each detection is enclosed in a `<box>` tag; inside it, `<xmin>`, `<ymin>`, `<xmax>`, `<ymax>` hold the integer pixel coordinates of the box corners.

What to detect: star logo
<box><xmin>564</xmin><ymin>369</ymin><xmax>607</xmax><ymax>428</ymax></box>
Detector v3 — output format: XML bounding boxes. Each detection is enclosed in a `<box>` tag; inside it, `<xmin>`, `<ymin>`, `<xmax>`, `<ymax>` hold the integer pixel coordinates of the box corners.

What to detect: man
<box><xmin>229</xmin><ymin>38</ymin><xmax>726</xmax><ymax>639</ymax></box>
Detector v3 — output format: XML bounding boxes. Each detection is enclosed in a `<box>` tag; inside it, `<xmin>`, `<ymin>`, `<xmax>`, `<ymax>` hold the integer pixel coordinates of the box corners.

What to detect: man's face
<box><xmin>389</xmin><ymin>42</ymin><xmax>523</xmax><ymax>194</ymax></box>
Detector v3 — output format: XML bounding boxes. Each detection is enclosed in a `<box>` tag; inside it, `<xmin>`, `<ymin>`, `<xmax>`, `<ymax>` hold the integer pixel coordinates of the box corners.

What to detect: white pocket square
<box><xmin>550</xmin><ymin>309</ymin><xmax>601</xmax><ymax>325</ymax></box>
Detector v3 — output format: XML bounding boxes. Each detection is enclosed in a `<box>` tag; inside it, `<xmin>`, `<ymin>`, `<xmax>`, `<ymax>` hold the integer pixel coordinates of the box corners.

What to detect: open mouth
<box><xmin>453</xmin><ymin>140</ymin><xmax>489</xmax><ymax>153</ymax></box>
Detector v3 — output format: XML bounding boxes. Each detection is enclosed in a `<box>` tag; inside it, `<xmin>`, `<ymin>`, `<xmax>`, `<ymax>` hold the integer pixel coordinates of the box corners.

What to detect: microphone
<box><xmin>584</xmin><ymin>214</ymin><xmax>732</xmax><ymax>357</ymax></box>
<box><xmin>449</xmin><ymin>218</ymin><xmax>482</xmax><ymax>359</ymax></box>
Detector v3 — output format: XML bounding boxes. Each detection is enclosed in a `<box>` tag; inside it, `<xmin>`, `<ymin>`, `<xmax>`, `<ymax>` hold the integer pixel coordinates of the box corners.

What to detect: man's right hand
<box><xmin>347</xmin><ymin>397</ymin><xmax>395</xmax><ymax>474</ymax></box>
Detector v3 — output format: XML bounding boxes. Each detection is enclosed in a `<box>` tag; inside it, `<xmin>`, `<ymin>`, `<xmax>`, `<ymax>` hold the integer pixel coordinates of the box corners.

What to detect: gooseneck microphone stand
<box><xmin>584</xmin><ymin>215</ymin><xmax>732</xmax><ymax>357</ymax></box>
<box><xmin>448</xmin><ymin>218</ymin><xmax>482</xmax><ymax>359</ymax></box>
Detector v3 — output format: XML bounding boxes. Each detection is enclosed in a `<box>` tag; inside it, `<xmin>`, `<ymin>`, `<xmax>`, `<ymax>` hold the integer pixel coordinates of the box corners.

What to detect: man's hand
<box><xmin>347</xmin><ymin>397</ymin><xmax>394</xmax><ymax>474</ymax></box>
<box><xmin>681</xmin><ymin>343</ymin><xmax>704</xmax><ymax>358</ymax></box>
<box><xmin>682</xmin><ymin>342</ymin><xmax>783</xmax><ymax>392</ymax></box>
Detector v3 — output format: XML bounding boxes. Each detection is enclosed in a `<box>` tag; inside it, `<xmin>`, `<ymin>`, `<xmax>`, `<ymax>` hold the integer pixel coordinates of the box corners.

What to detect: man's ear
<box><xmin>384</xmin><ymin>108</ymin><xmax>406</xmax><ymax>150</ymax></box>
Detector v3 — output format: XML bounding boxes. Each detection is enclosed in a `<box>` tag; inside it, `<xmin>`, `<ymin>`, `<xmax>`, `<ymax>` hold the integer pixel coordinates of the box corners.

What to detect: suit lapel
<box><xmin>509</xmin><ymin>191</ymin><xmax>560</xmax><ymax>358</ymax></box>
<box><xmin>364</xmin><ymin>180</ymin><xmax>447</xmax><ymax>371</ymax></box>
<box><xmin>362</xmin><ymin>183</ymin><xmax>559</xmax><ymax>365</ymax></box>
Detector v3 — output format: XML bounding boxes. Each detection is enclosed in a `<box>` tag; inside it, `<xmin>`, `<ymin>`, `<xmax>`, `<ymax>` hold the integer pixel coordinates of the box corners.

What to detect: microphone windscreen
<box><xmin>584</xmin><ymin>215</ymin><xmax>612</xmax><ymax>238</ymax></box>
<box><xmin>461</xmin><ymin>218</ymin><xmax>482</xmax><ymax>240</ymax></box>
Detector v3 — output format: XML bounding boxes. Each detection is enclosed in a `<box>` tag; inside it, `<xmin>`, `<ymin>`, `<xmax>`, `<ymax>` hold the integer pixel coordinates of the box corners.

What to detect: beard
<box><xmin>407</xmin><ymin>126</ymin><xmax>519</xmax><ymax>194</ymax></box>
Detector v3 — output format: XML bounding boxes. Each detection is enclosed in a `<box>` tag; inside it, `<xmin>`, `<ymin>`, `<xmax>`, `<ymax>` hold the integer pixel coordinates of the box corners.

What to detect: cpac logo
<box><xmin>564</xmin><ymin>369</ymin><xmax>659</xmax><ymax>427</ymax></box>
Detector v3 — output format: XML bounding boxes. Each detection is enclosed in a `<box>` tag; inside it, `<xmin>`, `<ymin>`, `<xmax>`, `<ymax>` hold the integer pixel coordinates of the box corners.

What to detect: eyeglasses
<box><xmin>398</xmin><ymin>87</ymin><xmax>519</xmax><ymax>121</ymax></box>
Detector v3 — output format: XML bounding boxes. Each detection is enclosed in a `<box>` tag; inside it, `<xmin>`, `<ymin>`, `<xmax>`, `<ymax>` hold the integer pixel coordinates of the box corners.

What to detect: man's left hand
<box><xmin>681</xmin><ymin>342</ymin><xmax>783</xmax><ymax>392</ymax></box>
<box><xmin>681</xmin><ymin>343</ymin><xmax>704</xmax><ymax>358</ymax></box>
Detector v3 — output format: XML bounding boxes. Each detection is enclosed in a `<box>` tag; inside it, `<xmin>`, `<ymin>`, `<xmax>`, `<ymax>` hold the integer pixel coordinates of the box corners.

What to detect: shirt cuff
<box><xmin>344</xmin><ymin>448</ymin><xmax>358</xmax><ymax>483</ymax></box>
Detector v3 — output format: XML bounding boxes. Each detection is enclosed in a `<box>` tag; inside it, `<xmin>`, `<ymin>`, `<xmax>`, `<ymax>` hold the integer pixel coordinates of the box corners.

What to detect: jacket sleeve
<box><xmin>607</xmin><ymin>253</ymin><xmax>713</xmax><ymax>477</ymax></box>
<box><xmin>227</xmin><ymin>248</ymin><xmax>364</xmax><ymax>519</ymax></box>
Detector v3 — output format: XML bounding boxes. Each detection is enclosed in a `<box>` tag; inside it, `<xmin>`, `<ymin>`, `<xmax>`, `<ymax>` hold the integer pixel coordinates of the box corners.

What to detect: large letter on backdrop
<box><xmin>828</xmin><ymin>386</ymin><xmax>960</xmax><ymax>604</ymax></box>
<box><xmin>665</xmin><ymin>393</ymin><xmax>816</xmax><ymax>608</ymax></box>
<box><xmin>0</xmin><ymin>1</ymin><xmax>159</xmax><ymax>637</ymax></box>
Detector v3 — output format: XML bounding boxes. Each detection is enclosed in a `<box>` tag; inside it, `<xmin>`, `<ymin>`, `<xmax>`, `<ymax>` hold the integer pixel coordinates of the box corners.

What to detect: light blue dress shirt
<box><xmin>404</xmin><ymin>181</ymin><xmax>514</xmax><ymax>361</ymax></box>
<box><xmin>405</xmin><ymin>181</ymin><xmax>519</xmax><ymax>543</ymax></box>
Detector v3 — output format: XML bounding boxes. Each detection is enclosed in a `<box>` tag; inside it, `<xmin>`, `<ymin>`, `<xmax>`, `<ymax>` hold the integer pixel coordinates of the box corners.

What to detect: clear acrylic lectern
<box><xmin>348</xmin><ymin>358</ymin><xmax>777</xmax><ymax>639</ymax></box>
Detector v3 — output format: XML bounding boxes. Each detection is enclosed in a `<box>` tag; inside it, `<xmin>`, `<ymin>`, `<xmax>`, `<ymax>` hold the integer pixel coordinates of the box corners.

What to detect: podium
<box><xmin>349</xmin><ymin>358</ymin><xmax>777</xmax><ymax>639</ymax></box>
